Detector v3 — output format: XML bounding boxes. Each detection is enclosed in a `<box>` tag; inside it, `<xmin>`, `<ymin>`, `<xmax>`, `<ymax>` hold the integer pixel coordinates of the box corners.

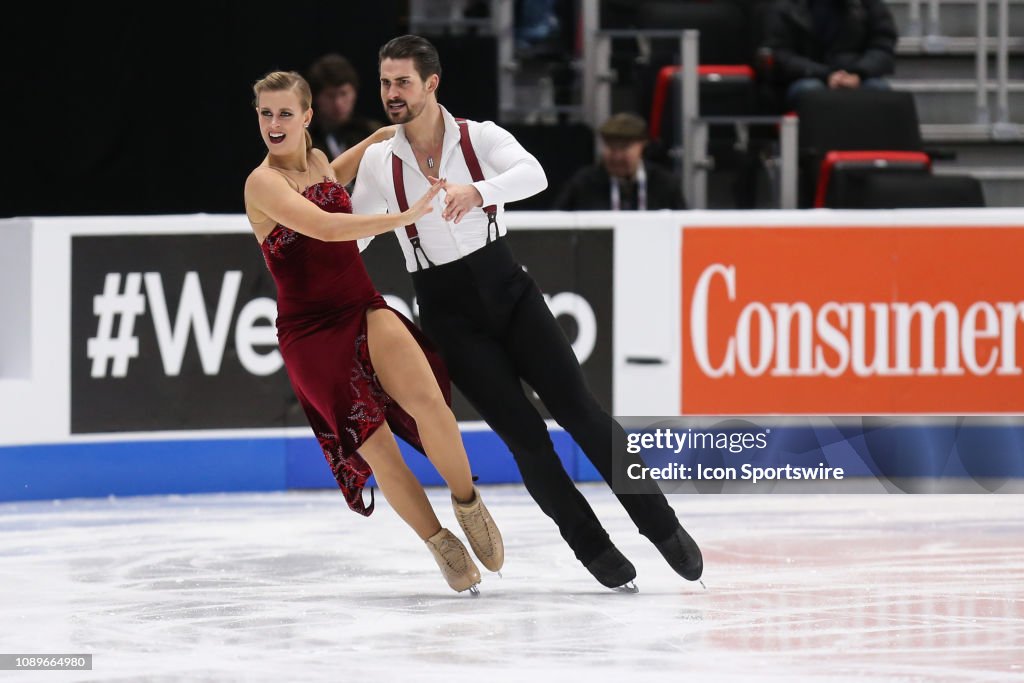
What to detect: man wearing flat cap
<box><xmin>555</xmin><ymin>113</ymin><xmax>687</xmax><ymax>211</ymax></box>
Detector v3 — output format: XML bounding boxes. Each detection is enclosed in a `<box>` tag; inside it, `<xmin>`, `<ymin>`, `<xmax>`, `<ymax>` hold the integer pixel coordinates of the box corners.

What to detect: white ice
<box><xmin>1</xmin><ymin>485</ymin><xmax>1022</xmax><ymax>682</ymax></box>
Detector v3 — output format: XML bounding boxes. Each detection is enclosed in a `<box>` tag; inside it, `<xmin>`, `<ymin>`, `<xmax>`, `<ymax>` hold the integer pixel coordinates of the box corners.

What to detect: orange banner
<box><xmin>681</xmin><ymin>226</ymin><xmax>1024</xmax><ymax>414</ymax></box>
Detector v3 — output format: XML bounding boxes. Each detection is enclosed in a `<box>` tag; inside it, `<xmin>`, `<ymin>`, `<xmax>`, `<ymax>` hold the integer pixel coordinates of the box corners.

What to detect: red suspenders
<box><xmin>391</xmin><ymin>153</ymin><xmax>433</xmax><ymax>269</ymax></box>
<box><xmin>455</xmin><ymin>119</ymin><xmax>499</xmax><ymax>227</ymax></box>
<box><xmin>391</xmin><ymin>118</ymin><xmax>499</xmax><ymax>271</ymax></box>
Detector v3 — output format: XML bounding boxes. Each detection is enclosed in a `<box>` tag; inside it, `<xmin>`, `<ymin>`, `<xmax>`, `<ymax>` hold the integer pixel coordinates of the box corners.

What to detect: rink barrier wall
<box><xmin>2</xmin><ymin>209</ymin><xmax>1024</xmax><ymax>501</ymax></box>
<box><xmin>0</xmin><ymin>428</ymin><xmax>597</xmax><ymax>503</ymax></box>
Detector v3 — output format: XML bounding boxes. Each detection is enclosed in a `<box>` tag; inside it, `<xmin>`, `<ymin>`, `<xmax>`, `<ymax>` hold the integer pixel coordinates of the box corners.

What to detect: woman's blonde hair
<box><xmin>252</xmin><ymin>70</ymin><xmax>313</xmax><ymax>151</ymax></box>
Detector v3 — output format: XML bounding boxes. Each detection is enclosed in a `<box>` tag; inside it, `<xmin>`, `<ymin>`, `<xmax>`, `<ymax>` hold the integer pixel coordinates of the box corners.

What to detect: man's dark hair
<box><xmin>378</xmin><ymin>34</ymin><xmax>442</xmax><ymax>82</ymax></box>
<box><xmin>306</xmin><ymin>53</ymin><xmax>360</xmax><ymax>96</ymax></box>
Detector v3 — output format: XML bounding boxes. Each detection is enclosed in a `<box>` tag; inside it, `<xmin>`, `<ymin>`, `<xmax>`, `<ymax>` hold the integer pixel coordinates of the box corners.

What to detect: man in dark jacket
<box><xmin>765</xmin><ymin>0</ymin><xmax>898</xmax><ymax>106</ymax></box>
<box><xmin>305</xmin><ymin>53</ymin><xmax>384</xmax><ymax>160</ymax></box>
<box><xmin>554</xmin><ymin>113</ymin><xmax>687</xmax><ymax>211</ymax></box>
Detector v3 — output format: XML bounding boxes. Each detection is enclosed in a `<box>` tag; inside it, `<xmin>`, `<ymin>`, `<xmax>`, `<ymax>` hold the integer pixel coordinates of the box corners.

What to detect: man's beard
<box><xmin>385</xmin><ymin>98</ymin><xmax>423</xmax><ymax>124</ymax></box>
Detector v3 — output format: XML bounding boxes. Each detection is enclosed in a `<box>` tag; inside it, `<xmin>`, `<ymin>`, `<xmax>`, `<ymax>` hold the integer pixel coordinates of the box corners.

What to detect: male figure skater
<box><xmin>352</xmin><ymin>35</ymin><xmax>702</xmax><ymax>590</ymax></box>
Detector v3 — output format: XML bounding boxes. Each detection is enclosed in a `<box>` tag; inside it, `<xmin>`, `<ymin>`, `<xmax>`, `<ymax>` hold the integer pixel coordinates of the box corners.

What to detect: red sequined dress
<box><xmin>260</xmin><ymin>180</ymin><xmax>450</xmax><ymax>515</ymax></box>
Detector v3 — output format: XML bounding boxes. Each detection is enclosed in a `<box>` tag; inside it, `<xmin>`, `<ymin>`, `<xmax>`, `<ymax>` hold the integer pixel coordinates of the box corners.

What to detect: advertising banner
<box><xmin>70</xmin><ymin>229</ymin><xmax>612</xmax><ymax>433</ymax></box>
<box><xmin>681</xmin><ymin>226</ymin><xmax>1024</xmax><ymax>414</ymax></box>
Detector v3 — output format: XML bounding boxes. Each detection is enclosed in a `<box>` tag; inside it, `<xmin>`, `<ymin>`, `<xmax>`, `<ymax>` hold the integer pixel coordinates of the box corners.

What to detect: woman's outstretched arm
<box><xmin>245</xmin><ymin>167</ymin><xmax>439</xmax><ymax>242</ymax></box>
<box><xmin>330</xmin><ymin>125</ymin><xmax>397</xmax><ymax>186</ymax></box>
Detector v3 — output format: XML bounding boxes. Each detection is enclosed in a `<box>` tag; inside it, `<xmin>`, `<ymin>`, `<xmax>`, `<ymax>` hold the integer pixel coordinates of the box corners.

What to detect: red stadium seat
<box><xmin>856</xmin><ymin>173</ymin><xmax>986</xmax><ymax>208</ymax></box>
<box><xmin>796</xmin><ymin>90</ymin><xmax>927</xmax><ymax>208</ymax></box>
<box><xmin>813</xmin><ymin>151</ymin><xmax>932</xmax><ymax>208</ymax></box>
<box><xmin>649</xmin><ymin>64</ymin><xmax>756</xmax><ymax>141</ymax></box>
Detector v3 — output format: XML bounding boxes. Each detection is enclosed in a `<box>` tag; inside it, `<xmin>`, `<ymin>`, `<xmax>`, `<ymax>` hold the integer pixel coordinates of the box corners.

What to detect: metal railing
<box><xmin>584</xmin><ymin>29</ymin><xmax>703</xmax><ymax>203</ymax></box>
<box><xmin>413</xmin><ymin>0</ymin><xmax>802</xmax><ymax>208</ymax></box>
<box><xmin>408</xmin><ymin>0</ymin><xmax>518</xmax><ymax>121</ymax></box>
<box><xmin>583</xmin><ymin>26</ymin><xmax>799</xmax><ymax>209</ymax></box>
<box><xmin>977</xmin><ymin>0</ymin><xmax>990</xmax><ymax>123</ymax></box>
<box><xmin>992</xmin><ymin>0</ymin><xmax>1020</xmax><ymax>136</ymax></box>
<box><xmin>906</xmin><ymin>0</ymin><xmax>1021</xmax><ymax>138</ymax></box>
<box><xmin>906</xmin><ymin>0</ymin><xmax>949</xmax><ymax>50</ymax></box>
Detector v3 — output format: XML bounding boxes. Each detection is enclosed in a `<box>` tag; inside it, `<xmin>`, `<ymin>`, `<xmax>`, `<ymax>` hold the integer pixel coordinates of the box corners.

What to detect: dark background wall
<box><xmin>2</xmin><ymin>4</ymin><xmax>501</xmax><ymax>218</ymax></box>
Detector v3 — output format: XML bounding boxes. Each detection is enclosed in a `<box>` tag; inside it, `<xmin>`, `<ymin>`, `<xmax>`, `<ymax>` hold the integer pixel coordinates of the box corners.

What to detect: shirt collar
<box><xmin>393</xmin><ymin>104</ymin><xmax>462</xmax><ymax>165</ymax></box>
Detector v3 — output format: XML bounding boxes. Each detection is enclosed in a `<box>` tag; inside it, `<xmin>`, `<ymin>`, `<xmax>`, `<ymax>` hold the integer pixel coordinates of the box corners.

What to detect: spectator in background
<box><xmin>555</xmin><ymin>113</ymin><xmax>687</xmax><ymax>211</ymax></box>
<box><xmin>765</xmin><ymin>0</ymin><xmax>898</xmax><ymax>107</ymax></box>
<box><xmin>306</xmin><ymin>53</ymin><xmax>384</xmax><ymax>160</ymax></box>
<box><xmin>515</xmin><ymin>0</ymin><xmax>571</xmax><ymax>58</ymax></box>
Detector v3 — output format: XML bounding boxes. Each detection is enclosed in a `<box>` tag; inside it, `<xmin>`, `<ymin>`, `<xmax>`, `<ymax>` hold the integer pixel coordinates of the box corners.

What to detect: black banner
<box><xmin>71</xmin><ymin>234</ymin><xmax>294</xmax><ymax>433</ymax></box>
<box><xmin>71</xmin><ymin>229</ymin><xmax>612</xmax><ymax>433</ymax></box>
<box><xmin>362</xmin><ymin>230</ymin><xmax>614</xmax><ymax>420</ymax></box>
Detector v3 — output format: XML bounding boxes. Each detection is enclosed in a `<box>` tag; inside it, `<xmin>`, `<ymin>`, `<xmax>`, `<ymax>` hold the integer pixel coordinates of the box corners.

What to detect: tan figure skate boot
<box><xmin>425</xmin><ymin>528</ymin><xmax>481</xmax><ymax>595</ymax></box>
<box><xmin>451</xmin><ymin>486</ymin><xmax>504</xmax><ymax>572</ymax></box>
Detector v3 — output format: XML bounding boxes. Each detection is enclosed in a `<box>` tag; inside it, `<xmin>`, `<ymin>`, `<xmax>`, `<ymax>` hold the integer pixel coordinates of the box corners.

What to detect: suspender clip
<box><xmin>409</xmin><ymin>235</ymin><xmax>434</xmax><ymax>271</ymax></box>
<box><xmin>485</xmin><ymin>211</ymin><xmax>499</xmax><ymax>243</ymax></box>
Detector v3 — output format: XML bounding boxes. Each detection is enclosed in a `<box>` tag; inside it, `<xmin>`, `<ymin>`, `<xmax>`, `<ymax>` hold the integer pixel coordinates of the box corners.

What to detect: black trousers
<box><xmin>413</xmin><ymin>238</ymin><xmax>680</xmax><ymax>564</ymax></box>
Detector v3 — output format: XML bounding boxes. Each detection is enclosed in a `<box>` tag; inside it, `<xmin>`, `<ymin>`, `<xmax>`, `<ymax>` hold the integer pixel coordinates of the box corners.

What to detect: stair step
<box><xmin>892</xmin><ymin>78</ymin><xmax>1024</xmax><ymax>91</ymax></box>
<box><xmin>922</xmin><ymin>122</ymin><xmax>1024</xmax><ymax>142</ymax></box>
<box><xmin>897</xmin><ymin>87</ymin><xmax>1024</xmax><ymax>125</ymax></box>
<box><xmin>956</xmin><ymin>163</ymin><xmax>1024</xmax><ymax>178</ymax></box>
<box><xmin>922</xmin><ymin>123</ymin><xmax>994</xmax><ymax>140</ymax></box>
<box><xmin>897</xmin><ymin>36</ymin><xmax>1024</xmax><ymax>55</ymax></box>
<box><xmin>931</xmin><ymin>169</ymin><xmax>1024</xmax><ymax>207</ymax></box>
<box><xmin>895</xmin><ymin>53</ymin><xmax>1024</xmax><ymax>80</ymax></box>
<box><xmin>890</xmin><ymin>1</ymin><xmax>1024</xmax><ymax>40</ymax></box>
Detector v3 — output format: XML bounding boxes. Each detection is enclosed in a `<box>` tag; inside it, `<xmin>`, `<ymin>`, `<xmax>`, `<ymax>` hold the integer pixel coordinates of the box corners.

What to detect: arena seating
<box><xmin>797</xmin><ymin>89</ymin><xmax>928</xmax><ymax>207</ymax></box>
<box><xmin>842</xmin><ymin>171</ymin><xmax>986</xmax><ymax>209</ymax></box>
<box><xmin>503</xmin><ymin>122</ymin><xmax>596</xmax><ymax>210</ymax></box>
<box><xmin>612</xmin><ymin>0</ymin><xmax>769</xmax><ymax>206</ymax></box>
<box><xmin>634</xmin><ymin>0</ymin><xmax>757</xmax><ymax>152</ymax></box>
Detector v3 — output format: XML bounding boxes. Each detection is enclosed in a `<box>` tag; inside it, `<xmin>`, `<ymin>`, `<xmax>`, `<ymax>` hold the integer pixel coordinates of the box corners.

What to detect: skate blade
<box><xmin>612</xmin><ymin>581</ymin><xmax>639</xmax><ymax>594</ymax></box>
<box><xmin>467</xmin><ymin>584</ymin><xmax>481</xmax><ymax>597</ymax></box>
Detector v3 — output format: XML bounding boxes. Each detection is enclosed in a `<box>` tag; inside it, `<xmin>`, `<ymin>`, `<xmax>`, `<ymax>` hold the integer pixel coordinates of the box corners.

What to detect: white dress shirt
<box><xmin>351</xmin><ymin>105</ymin><xmax>548</xmax><ymax>272</ymax></box>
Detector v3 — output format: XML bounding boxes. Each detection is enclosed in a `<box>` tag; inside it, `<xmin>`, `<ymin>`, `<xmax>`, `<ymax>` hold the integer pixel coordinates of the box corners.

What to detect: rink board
<box><xmin>5</xmin><ymin>421</ymin><xmax>1024</xmax><ymax>501</ymax></box>
<box><xmin>3</xmin><ymin>210</ymin><xmax>1024</xmax><ymax>501</ymax></box>
<box><xmin>0</xmin><ymin>429</ymin><xmax>593</xmax><ymax>502</ymax></box>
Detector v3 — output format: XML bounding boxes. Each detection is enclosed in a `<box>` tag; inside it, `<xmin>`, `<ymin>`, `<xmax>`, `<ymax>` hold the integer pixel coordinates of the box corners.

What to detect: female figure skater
<box><xmin>243</xmin><ymin>70</ymin><xmax>502</xmax><ymax>594</ymax></box>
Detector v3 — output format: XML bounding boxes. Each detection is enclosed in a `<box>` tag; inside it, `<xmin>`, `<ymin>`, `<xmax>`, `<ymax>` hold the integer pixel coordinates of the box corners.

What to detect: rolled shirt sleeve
<box><xmin>469</xmin><ymin>121</ymin><xmax>548</xmax><ymax>207</ymax></box>
<box><xmin>351</xmin><ymin>143</ymin><xmax>393</xmax><ymax>252</ymax></box>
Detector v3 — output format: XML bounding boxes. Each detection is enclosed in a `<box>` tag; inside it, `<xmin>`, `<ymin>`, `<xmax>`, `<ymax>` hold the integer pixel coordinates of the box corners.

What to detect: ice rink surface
<box><xmin>1</xmin><ymin>484</ymin><xmax>1022</xmax><ymax>682</ymax></box>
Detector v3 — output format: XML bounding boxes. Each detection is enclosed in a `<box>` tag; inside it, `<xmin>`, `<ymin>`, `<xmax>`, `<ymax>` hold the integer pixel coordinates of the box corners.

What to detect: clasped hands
<box><xmin>828</xmin><ymin>70</ymin><xmax>862</xmax><ymax>89</ymax></box>
<box><xmin>427</xmin><ymin>176</ymin><xmax>483</xmax><ymax>224</ymax></box>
